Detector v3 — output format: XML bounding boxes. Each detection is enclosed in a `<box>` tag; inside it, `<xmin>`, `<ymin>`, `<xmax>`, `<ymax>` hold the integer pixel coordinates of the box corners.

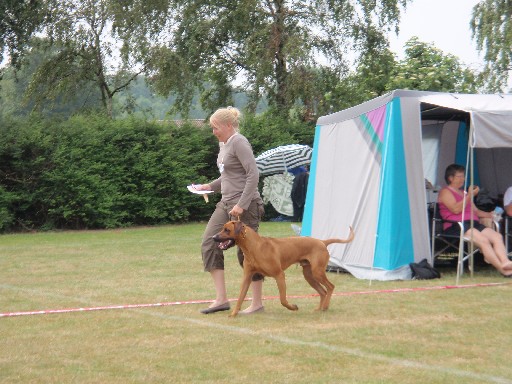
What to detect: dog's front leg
<box><xmin>275</xmin><ymin>272</ymin><xmax>298</xmax><ymax>311</ymax></box>
<box><xmin>230</xmin><ymin>272</ymin><xmax>253</xmax><ymax>318</ymax></box>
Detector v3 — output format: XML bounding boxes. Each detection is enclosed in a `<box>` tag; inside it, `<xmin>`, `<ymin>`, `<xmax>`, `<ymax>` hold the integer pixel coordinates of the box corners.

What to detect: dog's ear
<box><xmin>234</xmin><ymin>221</ymin><xmax>244</xmax><ymax>236</ymax></box>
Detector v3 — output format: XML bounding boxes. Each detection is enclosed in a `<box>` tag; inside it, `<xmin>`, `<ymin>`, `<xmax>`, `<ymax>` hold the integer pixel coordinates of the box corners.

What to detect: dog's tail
<box><xmin>322</xmin><ymin>226</ymin><xmax>354</xmax><ymax>246</ymax></box>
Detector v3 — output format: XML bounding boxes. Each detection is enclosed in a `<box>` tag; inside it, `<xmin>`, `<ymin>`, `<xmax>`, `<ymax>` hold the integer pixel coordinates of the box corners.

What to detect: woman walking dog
<box><xmin>193</xmin><ymin>107</ymin><xmax>265</xmax><ymax>314</ymax></box>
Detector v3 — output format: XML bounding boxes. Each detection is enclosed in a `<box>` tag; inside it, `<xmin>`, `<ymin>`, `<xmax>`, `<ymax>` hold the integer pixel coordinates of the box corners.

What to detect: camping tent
<box><xmin>301</xmin><ymin>90</ymin><xmax>512</xmax><ymax>280</ymax></box>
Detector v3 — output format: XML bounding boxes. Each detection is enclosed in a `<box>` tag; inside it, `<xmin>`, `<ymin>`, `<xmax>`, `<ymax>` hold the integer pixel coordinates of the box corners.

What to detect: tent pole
<box><xmin>457</xmin><ymin>118</ymin><xmax>475</xmax><ymax>284</ymax></box>
<box><xmin>468</xmin><ymin>116</ymin><xmax>477</xmax><ymax>279</ymax></box>
<box><xmin>469</xmin><ymin>143</ymin><xmax>475</xmax><ymax>278</ymax></box>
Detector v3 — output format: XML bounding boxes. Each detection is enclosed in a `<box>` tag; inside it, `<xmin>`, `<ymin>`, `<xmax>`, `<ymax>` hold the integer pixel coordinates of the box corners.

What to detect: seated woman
<box><xmin>438</xmin><ymin>163</ymin><xmax>512</xmax><ymax>277</ymax></box>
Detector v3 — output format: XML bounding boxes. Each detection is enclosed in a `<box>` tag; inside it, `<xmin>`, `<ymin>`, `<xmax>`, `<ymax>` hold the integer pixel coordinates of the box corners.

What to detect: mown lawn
<box><xmin>1</xmin><ymin>222</ymin><xmax>511</xmax><ymax>384</ymax></box>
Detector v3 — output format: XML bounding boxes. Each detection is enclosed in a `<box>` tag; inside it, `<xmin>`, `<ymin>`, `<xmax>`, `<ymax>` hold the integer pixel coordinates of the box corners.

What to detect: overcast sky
<box><xmin>389</xmin><ymin>0</ymin><xmax>483</xmax><ymax>70</ymax></box>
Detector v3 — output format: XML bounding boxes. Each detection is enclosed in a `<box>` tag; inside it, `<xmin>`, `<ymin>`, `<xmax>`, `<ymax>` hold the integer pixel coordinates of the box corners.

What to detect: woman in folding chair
<box><xmin>438</xmin><ymin>164</ymin><xmax>512</xmax><ymax>277</ymax></box>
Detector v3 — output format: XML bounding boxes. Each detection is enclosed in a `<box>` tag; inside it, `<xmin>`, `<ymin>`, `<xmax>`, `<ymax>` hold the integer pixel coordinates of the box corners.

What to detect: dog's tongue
<box><xmin>218</xmin><ymin>240</ymin><xmax>232</xmax><ymax>250</ymax></box>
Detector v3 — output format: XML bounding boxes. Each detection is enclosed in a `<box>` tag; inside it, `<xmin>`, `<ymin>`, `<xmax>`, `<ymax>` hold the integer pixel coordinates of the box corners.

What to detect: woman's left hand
<box><xmin>229</xmin><ymin>204</ymin><xmax>244</xmax><ymax>219</ymax></box>
<box><xmin>479</xmin><ymin>210</ymin><xmax>493</xmax><ymax>219</ymax></box>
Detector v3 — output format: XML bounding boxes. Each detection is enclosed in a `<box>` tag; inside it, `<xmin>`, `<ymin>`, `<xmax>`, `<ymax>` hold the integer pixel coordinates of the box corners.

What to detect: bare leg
<box><xmin>471</xmin><ymin>229</ymin><xmax>512</xmax><ymax>276</ymax></box>
<box><xmin>485</xmin><ymin>230</ymin><xmax>512</xmax><ymax>270</ymax></box>
<box><xmin>208</xmin><ymin>269</ymin><xmax>229</xmax><ymax>308</ymax></box>
<box><xmin>240</xmin><ymin>280</ymin><xmax>264</xmax><ymax>314</ymax></box>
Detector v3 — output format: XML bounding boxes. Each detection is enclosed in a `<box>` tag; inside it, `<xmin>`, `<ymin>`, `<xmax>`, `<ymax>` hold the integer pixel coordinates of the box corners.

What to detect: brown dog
<box><xmin>213</xmin><ymin>221</ymin><xmax>354</xmax><ymax>317</ymax></box>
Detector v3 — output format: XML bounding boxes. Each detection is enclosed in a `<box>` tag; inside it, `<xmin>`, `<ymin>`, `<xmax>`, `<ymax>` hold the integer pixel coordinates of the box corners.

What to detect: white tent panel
<box><xmin>309</xmin><ymin>119</ymin><xmax>380</xmax><ymax>274</ymax></box>
<box><xmin>401</xmin><ymin>97</ymin><xmax>432</xmax><ymax>264</ymax></box>
<box><xmin>420</xmin><ymin>93</ymin><xmax>512</xmax><ymax>113</ymax></box>
<box><xmin>472</xmin><ymin>111</ymin><xmax>512</xmax><ymax>148</ymax></box>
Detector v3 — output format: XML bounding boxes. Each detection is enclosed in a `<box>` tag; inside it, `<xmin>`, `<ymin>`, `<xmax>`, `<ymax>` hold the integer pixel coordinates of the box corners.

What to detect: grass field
<box><xmin>1</xmin><ymin>222</ymin><xmax>511</xmax><ymax>384</ymax></box>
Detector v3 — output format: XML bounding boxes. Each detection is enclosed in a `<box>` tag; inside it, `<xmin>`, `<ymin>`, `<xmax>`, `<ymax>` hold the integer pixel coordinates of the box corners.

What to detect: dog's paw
<box><xmin>291</xmin><ymin>304</ymin><xmax>299</xmax><ymax>311</ymax></box>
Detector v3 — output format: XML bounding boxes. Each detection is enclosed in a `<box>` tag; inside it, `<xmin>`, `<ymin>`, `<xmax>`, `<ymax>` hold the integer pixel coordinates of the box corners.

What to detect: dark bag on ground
<box><xmin>410</xmin><ymin>258</ymin><xmax>441</xmax><ymax>280</ymax></box>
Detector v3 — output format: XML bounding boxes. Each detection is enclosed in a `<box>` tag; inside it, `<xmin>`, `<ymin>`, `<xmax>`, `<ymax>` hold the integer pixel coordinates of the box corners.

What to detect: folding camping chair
<box><xmin>430</xmin><ymin>203</ymin><xmax>484</xmax><ymax>277</ymax></box>
<box><xmin>430</xmin><ymin>202</ymin><xmax>502</xmax><ymax>277</ymax></box>
<box><xmin>505</xmin><ymin>215</ymin><xmax>512</xmax><ymax>258</ymax></box>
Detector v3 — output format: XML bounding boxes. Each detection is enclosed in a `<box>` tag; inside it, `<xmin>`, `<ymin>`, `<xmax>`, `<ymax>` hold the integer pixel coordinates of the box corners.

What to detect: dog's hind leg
<box><xmin>309</xmin><ymin>258</ymin><xmax>335</xmax><ymax>310</ymax></box>
<box><xmin>301</xmin><ymin>262</ymin><xmax>327</xmax><ymax>310</ymax></box>
<box><xmin>316</xmin><ymin>274</ymin><xmax>335</xmax><ymax>310</ymax></box>
<box><xmin>274</xmin><ymin>272</ymin><xmax>298</xmax><ymax>311</ymax></box>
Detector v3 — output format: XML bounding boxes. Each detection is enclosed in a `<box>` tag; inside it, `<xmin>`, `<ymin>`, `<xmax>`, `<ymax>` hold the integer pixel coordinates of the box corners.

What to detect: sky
<box><xmin>388</xmin><ymin>0</ymin><xmax>483</xmax><ymax>71</ymax></box>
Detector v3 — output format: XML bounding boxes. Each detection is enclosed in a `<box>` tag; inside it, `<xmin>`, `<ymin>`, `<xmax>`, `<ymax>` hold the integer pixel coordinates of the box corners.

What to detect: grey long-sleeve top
<box><xmin>209</xmin><ymin>133</ymin><xmax>261</xmax><ymax>210</ymax></box>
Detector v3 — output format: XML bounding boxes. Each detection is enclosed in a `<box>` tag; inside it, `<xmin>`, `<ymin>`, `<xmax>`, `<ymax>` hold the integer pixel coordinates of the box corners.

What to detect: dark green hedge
<box><xmin>0</xmin><ymin>112</ymin><xmax>314</xmax><ymax>232</ymax></box>
<box><xmin>0</xmin><ymin>114</ymin><xmax>219</xmax><ymax>231</ymax></box>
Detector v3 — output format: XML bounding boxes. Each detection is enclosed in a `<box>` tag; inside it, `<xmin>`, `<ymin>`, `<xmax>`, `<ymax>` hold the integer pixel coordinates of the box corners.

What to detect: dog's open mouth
<box><xmin>217</xmin><ymin>239</ymin><xmax>235</xmax><ymax>250</ymax></box>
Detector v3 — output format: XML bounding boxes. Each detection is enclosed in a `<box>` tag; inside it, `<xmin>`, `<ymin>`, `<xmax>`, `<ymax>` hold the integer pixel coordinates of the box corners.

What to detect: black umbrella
<box><xmin>255</xmin><ymin>144</ymin><xmax>312</xmax><ymax>176</ymax></box>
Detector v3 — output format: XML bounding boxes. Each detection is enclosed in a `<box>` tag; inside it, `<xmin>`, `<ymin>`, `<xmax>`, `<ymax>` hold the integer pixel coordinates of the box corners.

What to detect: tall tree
<box><xmin>1</xmin><ymin>37</ymin><xmax>103</xmax><ymax>117</ymax></box>
<box><xmin>23</xmin><ymin>0</ymin><xmax>172</xmax><ymax>117</ymax></box>
<box><xmin>386</xmin><ymin>37</ymin><xmax>481</xmax><ymax>93</ymax></box>
<box><xmin>0</xmin><ymin>0</ymin><xmax>44</xmax><ymax>69</ymax></box>
<box><xmin>149</xmin><ymin>0</ymin><xmax>409</xmax><ymax>118</ymax></box>
<box><xmin>349</xmin><ymin>25</ymin><xmax>397</xmax><ymax>100</ymax></box>
<box><xmin>471</xmin><ymin>0</ymin><xmax>512</xmax><ymax>91</ymax></box>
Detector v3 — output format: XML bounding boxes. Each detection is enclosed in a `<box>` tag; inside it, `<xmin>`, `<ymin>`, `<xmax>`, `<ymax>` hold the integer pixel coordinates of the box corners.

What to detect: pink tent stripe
<box><xmin>366</xmin><ymin>105</ymin><xmax>387</xmax><ymax>142</ymax></box>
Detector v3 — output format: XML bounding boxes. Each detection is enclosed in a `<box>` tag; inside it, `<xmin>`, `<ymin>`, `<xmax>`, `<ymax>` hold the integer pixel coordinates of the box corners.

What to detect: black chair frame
<box><xmin>505</xmin><ymin>215</ymin><xmax>512</xmax><ymax>259</ymax></box>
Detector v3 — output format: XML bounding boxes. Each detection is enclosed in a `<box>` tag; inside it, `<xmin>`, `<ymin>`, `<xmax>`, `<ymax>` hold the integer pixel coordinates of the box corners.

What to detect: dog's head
<box><xmin>212</xmin><ymin>220</ymin><xmax>245</xmax><ymax>250</ymax></box>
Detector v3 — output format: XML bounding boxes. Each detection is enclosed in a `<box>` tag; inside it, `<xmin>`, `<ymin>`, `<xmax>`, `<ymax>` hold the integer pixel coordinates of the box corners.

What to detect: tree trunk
<box><xmin>271</xmin><ymin>0</ymin><xmax>289</xmax><ymax>114</ymax></box>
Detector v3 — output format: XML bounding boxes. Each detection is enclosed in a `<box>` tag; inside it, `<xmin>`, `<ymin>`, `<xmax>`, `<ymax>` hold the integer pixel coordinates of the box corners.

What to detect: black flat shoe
<box><xmin>200</xmin><ymin>302</ymin><xmax>230</xmax><ymax>314</ymax></box>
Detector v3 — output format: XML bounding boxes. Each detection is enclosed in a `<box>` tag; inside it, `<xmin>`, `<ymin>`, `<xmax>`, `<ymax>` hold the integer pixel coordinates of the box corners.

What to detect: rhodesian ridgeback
<box><xmin>213</xmin><ymin>221</ymin><xmax>354</xmax><ymax>317</ymax></box>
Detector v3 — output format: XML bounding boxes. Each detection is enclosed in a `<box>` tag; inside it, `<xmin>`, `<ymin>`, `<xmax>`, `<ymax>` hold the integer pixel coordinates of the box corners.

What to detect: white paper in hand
<box><xmin>187</xmin><ymin>185</ymin><xmax>214</xmax><ymax>195</ymax></box>
<box><xmin>187</xmin><ymin>185</ymin><xmax>214</xmax><ymax>202</ymax></box>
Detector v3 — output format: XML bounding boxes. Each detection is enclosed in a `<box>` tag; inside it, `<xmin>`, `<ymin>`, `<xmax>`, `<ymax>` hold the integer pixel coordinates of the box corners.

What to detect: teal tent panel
<box><xmin>301</xmin><ymin>125</ymin><xmax>321</xmax><ymax>236</ymax></box>
<box><xmin>374</xmin><ymin>98</ymin><xmax>414</xmax><ymax>269</ymax></box>
<box><xmin>455</xmin><ymin>120</ymin><xmax>468</xmax><ymax>166</ymax></box>
<box><xmin>455</xmin><ymin>121</ymin><xmax>481</xmax><ymax>186</ymax></box>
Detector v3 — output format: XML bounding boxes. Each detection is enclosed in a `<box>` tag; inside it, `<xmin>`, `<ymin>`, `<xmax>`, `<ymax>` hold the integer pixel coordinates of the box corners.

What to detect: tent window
<box><xmin>421</xmin><ymin>121</ymin><xmax>443</xmax><ymax>187</ymax></box>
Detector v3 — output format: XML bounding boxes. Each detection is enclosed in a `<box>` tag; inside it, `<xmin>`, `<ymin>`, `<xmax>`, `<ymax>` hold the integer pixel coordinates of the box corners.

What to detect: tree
<box><xmin>326</xmin><ymin>37</ymin><xmax>481</xmax><ymax>113</ymax></box>
<box><xmin>149</xmin><ymin>0</ymin><xmax>410</xmax><ymax>118</ymax></box>
<box><xmin>470</xmin><ymin>0</ymin><xmax>512</xmax><ymax>91</ymax></box>
<box><xmin>0</xmin><ymin>0</ymin><xmax>44</xmax><ymax>69</ymax></box>
<box><xmin>0</xmin><ymin>37</ymin><xmax>103</xmax><ymax>117</ymax></box>
<box><xmin>338</xmin><ymin>25</ymin><xmax>398</xmax><ymax>104</ymax></box>
<box><xmin>21</xmin><ymin>0</ymin><xmax>172</xmax><ymax>117</ymax></box>
<box><xmin>386</xmin><ymin>37</ymin><xmax>481</xmax><ymax>93</ymax></box>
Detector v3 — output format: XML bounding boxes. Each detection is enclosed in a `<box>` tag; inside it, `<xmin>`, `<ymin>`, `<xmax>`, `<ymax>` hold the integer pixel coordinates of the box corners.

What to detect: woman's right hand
<box><xmin>468</xmin><ymin>185</ymin><xmax>480</xmax><ymax>196</ymax></box>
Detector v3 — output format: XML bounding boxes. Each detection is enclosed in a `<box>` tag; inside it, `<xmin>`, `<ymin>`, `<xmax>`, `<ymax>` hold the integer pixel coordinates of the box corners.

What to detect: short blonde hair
<box><xmin>210</xmin><ymin>106</ymin><xmax>241</xmax><ymax>131</ymax></box>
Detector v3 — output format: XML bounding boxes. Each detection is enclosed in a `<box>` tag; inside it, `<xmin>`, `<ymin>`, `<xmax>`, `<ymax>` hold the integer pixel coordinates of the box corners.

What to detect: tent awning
<box><xmin>318</xmin><ymin>90</ymin><xmax>512</xmax><ymax>148</ymax></box>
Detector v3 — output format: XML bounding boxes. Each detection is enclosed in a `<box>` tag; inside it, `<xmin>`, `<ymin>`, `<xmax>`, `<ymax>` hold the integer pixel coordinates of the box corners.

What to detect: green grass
<box><xmin>1</xmin><ymin>222</ymin><xmax>511</xmax><ymax>384</ymax></box>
